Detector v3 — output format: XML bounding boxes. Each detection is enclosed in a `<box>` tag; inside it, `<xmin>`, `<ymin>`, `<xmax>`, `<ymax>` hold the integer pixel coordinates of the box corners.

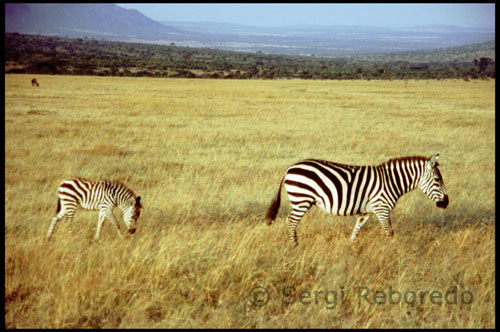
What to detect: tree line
<box><xmin>5</xmin><ymin>33</ymin><xmax>495</xmax><ymax>80</ymax></box>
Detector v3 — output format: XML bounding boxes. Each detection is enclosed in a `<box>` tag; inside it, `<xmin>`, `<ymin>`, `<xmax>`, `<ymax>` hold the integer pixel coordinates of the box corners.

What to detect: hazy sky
<box><xmin>117</xmin><ymin>3</ymin><xmax>495</xmax><ymax>29</ymax></box>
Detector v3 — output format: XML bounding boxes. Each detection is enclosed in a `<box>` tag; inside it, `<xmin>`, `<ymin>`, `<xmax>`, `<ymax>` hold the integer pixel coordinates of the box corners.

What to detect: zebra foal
<box><xmin>47</xmin><ymin>178</ymin><xmax>142</xmax><ymax>240</ymax></box>
<box><xmin>266</xmin><ymin>154</ymin><xmax>448</xmax><ymax>246</ymax></box>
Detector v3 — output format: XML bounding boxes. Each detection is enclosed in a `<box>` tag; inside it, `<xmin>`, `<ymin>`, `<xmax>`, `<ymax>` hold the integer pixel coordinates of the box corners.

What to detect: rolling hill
<box><xmin>4</xmin><ymin>33</ymin><xmax>495</xmax><ymax>80</ymax></box>
<box><xmin>160</xmin><ymin>21</ymin><xmax>495</xmax><ymax>56</ymax></box>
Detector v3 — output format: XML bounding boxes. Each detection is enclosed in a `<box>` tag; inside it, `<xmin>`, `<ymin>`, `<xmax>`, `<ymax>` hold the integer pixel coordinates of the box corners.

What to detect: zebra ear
<box><xmin>136</xmin><ymin>196</ymin><xmax>142</xmax><ymax>207</ymax></box>
<box><xmin>430</xmin><ymin>154</ymin><xmax>439</xmax><ymax>168</ymax></box>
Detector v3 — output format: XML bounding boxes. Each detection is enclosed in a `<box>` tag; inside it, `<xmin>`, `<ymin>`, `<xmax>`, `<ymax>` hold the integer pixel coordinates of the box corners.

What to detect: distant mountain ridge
<box><xmin>5</xmin><ymin>3</ymin><xmax>495</xmax><ymax>56</ymax></box>
<box><xmin>5</xmin><ymin>3</ymin><xmax>185</xmax><ymax>40</ymax></box>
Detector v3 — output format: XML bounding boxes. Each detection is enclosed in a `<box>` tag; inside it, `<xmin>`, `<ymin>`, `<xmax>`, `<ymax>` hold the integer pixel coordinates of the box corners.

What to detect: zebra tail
<box><xmin>56</xmin><ymin>196</ymin><xmax>61</xmax><ymax>214</ymax></box>
<box><xmin>265</xmin><ymin>174</ymin><xmax>285</xmax><ymax>225</ymax></box>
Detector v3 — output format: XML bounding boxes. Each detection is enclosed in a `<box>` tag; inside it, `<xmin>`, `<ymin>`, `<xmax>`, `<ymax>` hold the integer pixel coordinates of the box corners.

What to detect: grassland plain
<box><xmin>5</xmin><ymin>74</ymin><xmax>495</xmax><ymax>328</ymax></box>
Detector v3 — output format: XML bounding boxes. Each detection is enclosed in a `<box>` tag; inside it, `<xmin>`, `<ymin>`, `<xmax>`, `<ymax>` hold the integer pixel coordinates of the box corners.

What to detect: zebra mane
<box><xmin>69</xmin><ymin>177</ymin><xmax>137</xmax><ymax>199</ymax></box>
<box><xmin>379</xmin><ymin>156</ymin><xmax>428</xmax><ymax>167</ymax></box>
<box><xmin>108</xmin><ymin>179</ymin><xmax>137</xmax><ymax>199</ymax></box>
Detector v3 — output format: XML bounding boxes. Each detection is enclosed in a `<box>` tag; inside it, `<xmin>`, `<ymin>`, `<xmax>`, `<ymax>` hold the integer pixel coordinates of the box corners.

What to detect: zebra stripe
<box><xmin>266</xmin><ymin>154</ymin><xmax>448</xmax><ymax>246</ymax></box>
<box><xmin>47</xmin><ymin>178</ymin><xmax>142</xmax><ymax>240</ymax></box>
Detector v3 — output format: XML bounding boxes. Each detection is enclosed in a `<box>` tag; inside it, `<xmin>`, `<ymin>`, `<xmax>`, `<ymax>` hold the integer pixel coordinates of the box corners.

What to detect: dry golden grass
<box><xmin>5</xmin><ymin>74</ymin><xmax>495</xmax><ymax>328</ymax></box>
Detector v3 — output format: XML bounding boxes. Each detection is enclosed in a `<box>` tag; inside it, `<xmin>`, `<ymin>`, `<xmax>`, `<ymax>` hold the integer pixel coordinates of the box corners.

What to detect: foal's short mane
<box><xmin>109</xmin><ymin>179</ymin><xmax>137</xmax><ymax>199</ymax></box>
<box><xmin>378</xmin><ymin>156</ymin><xmax>428</xmax><ymax>167</ymax></box>
<box><xmin>69</xmin><ymin>177</ymin><xmax>137</xmax><ymax>198</ymax></box>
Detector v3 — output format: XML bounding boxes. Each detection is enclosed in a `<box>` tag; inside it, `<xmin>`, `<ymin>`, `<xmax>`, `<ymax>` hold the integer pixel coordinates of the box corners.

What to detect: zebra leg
<box><xmin>103</xmin><ymin>209</ymin><xmax>123</xmax><ymax>238</ymax></box>
<box><xmin>47</xmin><ymin>208</ymin><xmax>71</xmax><ymax>240</ymax></box>
<box><xmin>286</xmin><ymin>202</ymin><xmax>312</xmax><ymax>247</ymax></box>
<box><xmin>350</xmin><ymin>215</ymin><xmax>369</xmax><ymax>241</ymax></box>
<box><xmin>374</xmin><ymin>208</ymin><xmax>394</xmax><ymax>237</ymax></box>
<box><xmin>66</xmin><ymin>212</ymin><xmax>75</xmax><ymax>234</ymax></box>
<box><xmin>47</xmin><ymin>215</ymin><xmax>62</xmax><ymax>240</ymax></box>
<box><xmin>94</xmin><ymin>210</ymin><xmax>106</xmax><ymax>240</ymax></box>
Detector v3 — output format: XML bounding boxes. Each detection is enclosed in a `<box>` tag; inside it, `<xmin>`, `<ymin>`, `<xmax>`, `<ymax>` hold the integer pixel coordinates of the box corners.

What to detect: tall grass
<box><xmin>5</xmin><ymin>74</ymin><xmax>495</xmax><ymax>328</ymax></box>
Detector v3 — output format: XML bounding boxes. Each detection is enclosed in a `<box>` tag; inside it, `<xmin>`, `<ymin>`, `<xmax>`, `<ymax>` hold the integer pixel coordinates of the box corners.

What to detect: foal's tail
<box><xmin>265</xmin><ymin>173</ymin><xmax>286</xmax><ymax>225</ymax></box>
<box><xmin>56</xmin><ymin>196</ymin><xmax>61</xmax><ymax>214</ymax></box>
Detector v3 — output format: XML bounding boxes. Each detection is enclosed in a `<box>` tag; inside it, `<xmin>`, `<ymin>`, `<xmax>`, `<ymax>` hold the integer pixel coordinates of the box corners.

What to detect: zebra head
<box><xmin>419</xmin><ymin>154</ymin><xmax>449</xmax><ymax>209</ymax></box>
<box><xmin>123</xmin><ymin>196</ymin><xmax>142</xmax><ymax>234</ymax></box>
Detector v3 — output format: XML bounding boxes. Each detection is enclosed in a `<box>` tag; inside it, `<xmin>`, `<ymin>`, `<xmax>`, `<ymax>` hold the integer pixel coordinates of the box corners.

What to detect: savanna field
<box><xmin>5</xmin><ymin>74</ymin><xmax>495</xmax><ymax>328</ymax></box>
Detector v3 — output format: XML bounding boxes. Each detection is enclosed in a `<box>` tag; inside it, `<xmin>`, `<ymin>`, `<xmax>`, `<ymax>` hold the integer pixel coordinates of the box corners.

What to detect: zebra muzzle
<box><xmin>436</xmin><ymin>195</ymin><xmax>449</xmax><ymax>209</ymax></box>
<box><xmin>128</xmin><ymin>228</ymin><xmax>136</xmax><ymax>234</ymax></box>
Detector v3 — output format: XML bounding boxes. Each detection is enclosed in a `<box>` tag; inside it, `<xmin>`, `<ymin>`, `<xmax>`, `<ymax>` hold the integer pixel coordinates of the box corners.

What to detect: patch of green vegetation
<box><xmin>5</xmin><ymin>33</ymin><xmax>495</xmax><ymax>80</ymax></box>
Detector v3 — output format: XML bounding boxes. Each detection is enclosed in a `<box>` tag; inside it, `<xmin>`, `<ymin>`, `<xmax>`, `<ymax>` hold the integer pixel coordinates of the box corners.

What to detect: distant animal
<box><xmin>266</xmin><ymin>154</ymin><xmax>448</xmax><ymax>246</ymax></box>
<box><xmin>31</xmin><ymin>78</ymin><xmax>39</xmax><ymax>87</ymax></box>
<box><xmin>47</xmin><ymin>178</ymin><xmax>142</xmax><ymax>240</ymax></box>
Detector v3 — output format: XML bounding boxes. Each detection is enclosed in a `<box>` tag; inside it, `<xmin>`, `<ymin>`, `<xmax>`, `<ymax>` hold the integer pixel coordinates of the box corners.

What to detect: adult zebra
<box><xmin>47</xmin><ymin>178</ymin><xmax>142</xmax><ymax>240</ymax></box>
<box><xmin>266</xmin><ymin>154</ymin><xmax>448</xmax><ymax>246</ymax></box>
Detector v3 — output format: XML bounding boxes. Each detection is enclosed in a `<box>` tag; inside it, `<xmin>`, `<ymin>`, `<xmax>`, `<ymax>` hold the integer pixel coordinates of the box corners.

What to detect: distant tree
<box><xmin>410</xmin><ymin>64</ymin><xmax>428</xmax><ymax>71</ymax></box>
<box><xmin>474</xmin><ymin>57</ymin><xmax>492</xmax><ymax>73</ymax></box>
<box><xmin>8</xmin><ymin>68</ymin><xmax>27</xmax><ymax>74</ymax></box>
<box><xmin>174</xmin><ymin>69</ymin><xmax>196</xmax><ymax>78</ymax></box>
